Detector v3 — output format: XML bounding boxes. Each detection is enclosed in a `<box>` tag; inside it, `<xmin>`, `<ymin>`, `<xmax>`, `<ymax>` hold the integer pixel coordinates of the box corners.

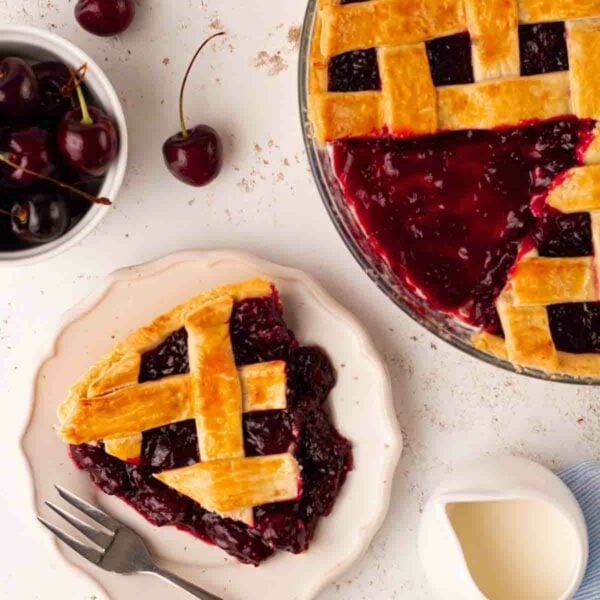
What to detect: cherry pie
<box><xmin>308</xmin><ymin>0</ymin><xmax>600</xmax><ymax>376</ymax></box>
<box><xmin>57</xmin><ymin>278</ymin><xmax>352</xmax><ymax>565</ymax></box>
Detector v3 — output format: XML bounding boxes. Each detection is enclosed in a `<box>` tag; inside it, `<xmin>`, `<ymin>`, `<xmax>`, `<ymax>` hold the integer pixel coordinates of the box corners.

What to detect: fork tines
<box><xmin>37</xmin><ymin>485</ymin><xmax>121</xmax><ymax>564</ymax></box>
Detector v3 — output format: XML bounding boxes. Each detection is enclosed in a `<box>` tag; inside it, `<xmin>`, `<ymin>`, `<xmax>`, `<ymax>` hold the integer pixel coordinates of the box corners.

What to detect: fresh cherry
<box><xmin>10</xmin><ymin>192</ymin><xmax>69</xmax><ymax>244</ymax></box>
<box><xmin>162</xmin><ymin>32</ymin><xmax>225</xmax><ymax>187</ymax></box>
<box><xmin>33</xmin><ymin>61</ymin><xmax>72</xmax><ymax>118</ymax></box>
<box><xmin>75</xmin><ymin>0</ymin><xmax>135</xmax><ymax>37</ymax></box>
<box><xmin>0</xmin><ymin>57</ymin><xmax>39</xmax><ymax>122</ymax></box>
<box><xmin>2</xmin><ymin>127</ymin><xmax>55</xmax><ymax>186</ymax></box>
<box><xmin>57</xmin><ymin>79</ymin><xmax>118</xmax><ymax>176</ymax></box>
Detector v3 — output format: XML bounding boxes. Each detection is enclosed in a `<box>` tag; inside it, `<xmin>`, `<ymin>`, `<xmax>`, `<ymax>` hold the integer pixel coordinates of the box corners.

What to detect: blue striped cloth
<box><xmin>559</xmin><ymin>460</ymin><xmax>600</xmax><ymax>600</ymax></box>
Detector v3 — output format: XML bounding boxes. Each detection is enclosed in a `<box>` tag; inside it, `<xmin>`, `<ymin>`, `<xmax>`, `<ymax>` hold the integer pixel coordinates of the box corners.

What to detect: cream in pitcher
<box><xmin>446</xmin><ymin>499</ymin><xmax>580</xmax><ymax>600</ymax></box>
<box><xmin>419</xmin><ymin>456</ymin><xmax>588</xmax><ymax>600</ymax></box>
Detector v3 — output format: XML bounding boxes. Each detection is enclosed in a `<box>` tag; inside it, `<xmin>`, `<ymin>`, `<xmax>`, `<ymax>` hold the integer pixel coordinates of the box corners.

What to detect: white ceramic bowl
<box><xmin>0</xmin><ymin>24</ymin><xmax>127</xmax><ymax>267</ymax></box>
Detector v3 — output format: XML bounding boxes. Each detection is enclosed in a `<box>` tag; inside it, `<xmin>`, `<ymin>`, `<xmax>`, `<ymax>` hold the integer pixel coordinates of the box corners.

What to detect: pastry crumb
<box><xmin>254</xmin><ymin>51</ymin><xmax>288</xmax><ymax>76</ymax></box>
<box><xmin>288</xmin><ymin>25</ymin><xmax>301</xmax><ymax>48</ymax></box>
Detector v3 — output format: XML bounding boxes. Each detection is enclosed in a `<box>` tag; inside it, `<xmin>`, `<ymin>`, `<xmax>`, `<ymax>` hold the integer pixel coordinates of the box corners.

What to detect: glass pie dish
<box><xmin>298</xmin><ymin>0</ymin><xmax>600</xmax><ymax>385</ymax></box>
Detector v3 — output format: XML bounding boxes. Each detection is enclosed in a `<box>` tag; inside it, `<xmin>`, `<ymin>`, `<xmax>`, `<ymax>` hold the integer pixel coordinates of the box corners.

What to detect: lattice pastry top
<box><xmin>308</xmin><ymin>0</ymin><xmax>600</xmax><ymax>378</ymax></box>
<box><xmin>58</xmin><ymin>278</ymin><xmax>302</xmax><ymax>525</ymax></box>
<box><xmin>309</xmin><ymin>0</ymin><xmax>600</xmax><ymax>144</ymax></box>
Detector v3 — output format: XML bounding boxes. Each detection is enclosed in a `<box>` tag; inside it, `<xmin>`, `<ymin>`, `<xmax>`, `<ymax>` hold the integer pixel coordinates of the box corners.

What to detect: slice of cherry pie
<box><xmin>57</xmin><ymin>278</ymin><xmax>352</xmax><ymax>565</ymax></box>
<box><xmin>308</xmin><ymin>0</ymin><xmax>600</xmax><ymax>377</ymax></box>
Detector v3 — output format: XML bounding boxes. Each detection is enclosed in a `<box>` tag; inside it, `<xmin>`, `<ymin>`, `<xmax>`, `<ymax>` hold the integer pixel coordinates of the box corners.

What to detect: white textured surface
<box><xmin>0</xmin><ymin>1</ymin><xmax>599</xmax><ymax>599</ymax></box>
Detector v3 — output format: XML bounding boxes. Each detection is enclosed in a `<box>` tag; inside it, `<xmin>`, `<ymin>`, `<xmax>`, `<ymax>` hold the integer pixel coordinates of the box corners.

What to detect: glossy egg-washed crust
<box><xmin>58</xmin><ymin>278</ymin><xmax>301</xmax><ymax>522</ymax></box>
<box><xmin>309</xmin><ymin>0</ymin><xmax>600</xmax><ymax>377</ymax></box>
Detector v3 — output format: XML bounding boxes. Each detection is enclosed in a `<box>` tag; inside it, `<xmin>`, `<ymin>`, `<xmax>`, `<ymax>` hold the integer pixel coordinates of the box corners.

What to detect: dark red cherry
<box><xmin>75</xmin><ymin>0</ymin><xmax>135</xmax><ymax>37</ymax></box>
<box><xmin>3</xmin><ymin>127</ymin><xmax>55</xmax><ymax>186</ymax></box>
<box><xmin>163</xmin><ymin>32</ymin><xmax>225</xmax><ymax>187</ymax></box>
<box><xmin>0</xmin><ymin>57</ymin><xmax>39</xmax><ymax>122</ymax></box>
<box><xmin>57</xmin><ymin>103</ymin><xmax>118</xmax><ymax>176</ymax></box>
<box><xmin>163</xmin><ymin>125</ymin><xmax>223</xmax><ymax>187</ymax></box>
<box><xmin>10</xmin><ymin>192</ymin><xmax>69</xmax><ymax>244</ymax></box>
<box><xmin>32</xmin><ymin>61</ymin><xmax>72</xmax><ymax>118</ymax></box>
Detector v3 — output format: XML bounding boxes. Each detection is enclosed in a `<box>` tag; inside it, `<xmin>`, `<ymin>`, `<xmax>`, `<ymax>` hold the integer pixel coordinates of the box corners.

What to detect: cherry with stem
<box><xmin>57</xmin><ymin>65</ymin><xmax>119</xmax><ymax>177</ymax></box>
<box><xmin>163</xmin><ymin>32</ymin><xmax>225</xmax><ymax>187</ymax></box>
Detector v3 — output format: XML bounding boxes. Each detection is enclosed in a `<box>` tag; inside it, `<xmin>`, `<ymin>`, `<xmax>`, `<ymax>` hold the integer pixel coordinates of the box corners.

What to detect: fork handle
<box><xmin>148</xmin><ymin>566</ymin><xmax>223</xmax><ymax>600</ymax></box>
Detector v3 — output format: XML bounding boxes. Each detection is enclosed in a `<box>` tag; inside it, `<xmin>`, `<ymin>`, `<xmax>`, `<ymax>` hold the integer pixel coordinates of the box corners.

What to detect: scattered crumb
<box><xmin>577</xmin><ymin>417</ymin><xmax>585</xmax><ymax>424</ymax></box>
<box><xmin>209</xmin><ymin>18</ymin><xmax>223</xmax><ymax>30</ymax></box>
<box><xmin>288</xmin><ymin>25</ymin><xmax>301</xmax><ymax>48</ymax></box>
<box><xmin>254</xmin><ymin>51</ymin><xmax>288</xmax><ymax>76</ymax></box>
<box><xmin>162</xmin><ymin>57</ymin><xmax>170</xmax><ymax>66</ymax></box>
<box><xmin>254</xmin><ymin>143</ymin><xmax>263</xmax><ymax>153</ymax></box>
<box><xmin>238</xmin><ymin>177</ymin><xmax>255</xmax><ymax>193</ymax></box>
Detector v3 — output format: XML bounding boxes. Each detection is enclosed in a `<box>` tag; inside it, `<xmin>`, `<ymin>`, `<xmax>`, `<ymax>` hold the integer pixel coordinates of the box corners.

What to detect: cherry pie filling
<box><xmin>70</xmin><ymin>295</ymin><xmax>353</xmax><ymax>565</ymax></box>
<box><xmin>327</xmin><ymin>22</ymin><xmax>600</xmax><ymax>353</ymax></box>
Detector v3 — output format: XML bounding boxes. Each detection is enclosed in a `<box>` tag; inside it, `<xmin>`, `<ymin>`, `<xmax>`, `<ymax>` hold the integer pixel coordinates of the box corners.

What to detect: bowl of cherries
<box><xmin>0</xmin><ymin>24</ymin><xmax>127</xmax><ymax>266</ymax></box>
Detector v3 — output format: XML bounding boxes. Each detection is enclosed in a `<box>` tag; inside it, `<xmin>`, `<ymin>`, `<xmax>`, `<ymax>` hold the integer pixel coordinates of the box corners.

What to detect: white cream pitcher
<box><xmin>419</xmin><ymin>456</ymin><xmax>588</xmax><ymax>600</ymax></box>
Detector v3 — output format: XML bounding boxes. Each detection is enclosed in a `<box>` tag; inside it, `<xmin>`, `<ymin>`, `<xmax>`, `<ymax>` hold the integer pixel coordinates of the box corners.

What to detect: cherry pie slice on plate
<box><xmin>58</xmin><ymin>276</ymin><xmax>351</xmax><ymax>565</ymax></box>
<box><xmin>307</xmin><ymin>0</ymin><xmax>600</xmax><ymax>378</ymax></box>
<box><xmin>24</xmin><ymin>251</ymin><xmax>401</xmax><ymax>600</ymax></box>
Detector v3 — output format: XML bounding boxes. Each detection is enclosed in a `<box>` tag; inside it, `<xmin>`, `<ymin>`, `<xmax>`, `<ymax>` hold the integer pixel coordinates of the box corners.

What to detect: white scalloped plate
<box><xmin>21</xmin><ymin>250</ymin><xmax>402</xmax><ymax>600</ymax></box>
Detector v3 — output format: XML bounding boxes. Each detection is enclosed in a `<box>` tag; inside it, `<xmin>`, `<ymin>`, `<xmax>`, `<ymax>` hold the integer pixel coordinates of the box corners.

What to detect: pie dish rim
<box><xmin>20</xmin><ymin>248</ymin><xmax>402</xmax><ymax>600</ymax></box>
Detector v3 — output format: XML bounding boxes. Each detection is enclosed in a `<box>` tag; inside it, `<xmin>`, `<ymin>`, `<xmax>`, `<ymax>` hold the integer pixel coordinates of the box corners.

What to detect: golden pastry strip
<box><xmin>60</xmin><ymin>375</ymin><xmax>193</xmax><ymax>444</ymax></box>
<box><xmin>319</xmin><ymin>0</ymin><xmax>465</xmax><ymax>57</ymax></box>
<box><xmin>546</xmin><ymin>165</ymin><xmax>600</xmax><ymax>213</ymax></box>
<box><xmin>312</xmin><ymin>72</ymin><xmax>570</xmax><ymax>143</ymax></box>
<box><xmin>437</xmin><ymin>72</ymin><xmax>570</xmax><ymax>131</ymax></box>
<box><xmin>379</xmin><ymin>44</ymin><xmax>438</xmax><ymax>136</ymax></box>
<box><xmin>510</xmin><ymin>257</ymin><xmax>597</xmax><ymax>306</ymax></box>
<box><xmin>239</xmin><ymin>361</ymin><xmax>287</xmax><ymax>412</ymax></box>
<box><xmin>519</xmin><ymin>0</ymin><xmax>600</xmax><ymax>23</ymax></box>
<box><xmin>473</xmin><ymin>331</ymin><xmax>600</xmax><ymax>377</ymax></box>
<box><xmin>567</xmin><ymin>20</ymin><xmax>600</xmax><ymax>121</ymax></box>
<box><xmin>104</xmin><ymin>436</ymin><xmax>143</xmax><ymax>462</ymax></box>
<box><xmin>185</xmin><ymin>296</ymin><xmax>244</xmax><ymax>462</ymax></box>
<box><xmin>59</xmin><ymin>361</ymin><xmax>288</xmax><ymax>446</ymax></box>
<box><xmin>496</xmin><ymin>293</ymin><xmax>559</xmax><ymax>372</ymax></box>
<box><xmin>87</xmin><ymin>352</ymin><xmax>141</xmax><ymax>398</ymax></box>
<box><xmin>154</xmin><ymin>454</ymin><xmax>301</xmax><ymax>514</ymax></box>
<box><xmin>87</xmin><ymin>353</ymin><xmax>144</xmax><ymax>460</ymax></box>
<box><xmin>311</xmin><ymin>91</ymin><xmax>382</xmax><ymax>143</ymax></box>
<box><xmin>185</xmin><ymin>296</ymin><xmax>253</xmax><ymax>525</ymax></box>
<box><xmin>464</xmin><ymin>0</ymin><xmax>520</xmax><ymax>81</ymax></box>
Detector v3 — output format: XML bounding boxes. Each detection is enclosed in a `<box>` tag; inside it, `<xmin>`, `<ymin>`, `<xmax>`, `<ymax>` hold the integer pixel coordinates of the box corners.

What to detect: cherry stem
<box><xmin>178</xmin><ymin>31</ymin><xmax>225</xmax><ymax>139</ymax></box>
<box><xmin>62</xmin><ymin>63</ymin><xmax>88</xmax><ymax>98</ymax></box>
<box><xmin>0</xmin><ymin>154</ymin><xmax>111</xmax><ymax>205</ymax></box>
<box><xmin>71</xmin><ymin>65</ymin><xmax>93</xmax><ymax>126</ymax></box>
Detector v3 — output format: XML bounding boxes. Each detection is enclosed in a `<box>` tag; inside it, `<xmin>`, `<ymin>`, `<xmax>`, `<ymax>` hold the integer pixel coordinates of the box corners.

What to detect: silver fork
<box><xmin>38</xmin><ymin>485</ymin><xmax>222</xmax><ymax>599</ymax></box>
